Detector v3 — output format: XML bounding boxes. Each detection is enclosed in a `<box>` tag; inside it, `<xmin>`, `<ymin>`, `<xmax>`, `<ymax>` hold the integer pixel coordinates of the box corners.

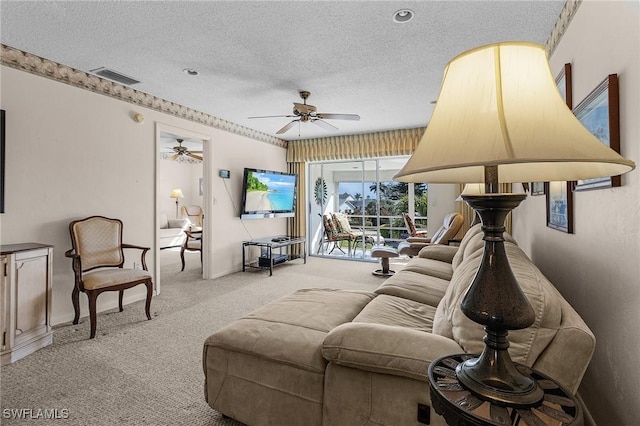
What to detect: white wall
<box><xmin>512</xmin><ymin>2</ymin><xmax>639</xmax><ymax>424</ymax></box>
<box><xmin>0</xmin><ymin>65</ymin><xmax>287</xmax><ymax>325</ymax></box>
<box><xmin>157</xmin><ymin>158</ymin><xmax>202</xmax><ymax>220</ymax></box>
<box><xmin>425</xmin><ymin>184</ymin><xmax>457</xmax><ymax>236</ymax></box>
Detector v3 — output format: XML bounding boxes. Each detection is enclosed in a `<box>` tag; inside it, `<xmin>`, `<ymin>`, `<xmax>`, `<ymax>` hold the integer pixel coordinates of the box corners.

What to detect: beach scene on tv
<box><xmin>243</xmin><ymin>171</ymin><xmax>296</xmax><ymax>212</ymax></box>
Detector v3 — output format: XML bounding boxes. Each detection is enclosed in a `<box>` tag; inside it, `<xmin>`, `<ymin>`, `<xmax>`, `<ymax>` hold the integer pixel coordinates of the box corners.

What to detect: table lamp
<box><xmin>170</xmin><ymin>188</ymin><xmax>184</xmax><ymax>219</ymax></box>
<box><xmin>395</xmin><ymin>42</ymin><xmax>635</xmax><ymax>406</ymax></box>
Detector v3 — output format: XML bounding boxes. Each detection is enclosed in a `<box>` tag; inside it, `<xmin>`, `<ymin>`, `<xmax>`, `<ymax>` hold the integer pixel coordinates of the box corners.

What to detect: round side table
<box><xmin>428</xmin><ymin>354</ymin><xmax>583</xmax><ymax>426</ymax></box>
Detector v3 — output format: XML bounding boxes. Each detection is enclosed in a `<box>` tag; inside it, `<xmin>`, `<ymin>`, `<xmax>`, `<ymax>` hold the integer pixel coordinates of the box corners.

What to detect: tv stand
<box><xmin>242</xmin><ymin>236</ymin><xmax>306</xmax><ymax>276</ymax></box>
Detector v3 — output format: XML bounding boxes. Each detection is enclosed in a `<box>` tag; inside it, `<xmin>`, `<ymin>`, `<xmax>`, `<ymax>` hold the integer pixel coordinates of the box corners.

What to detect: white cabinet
<box><xmin>1</xmin><ymin>243</ymin><xmax>53</xmax><ymax>365</ymax></box>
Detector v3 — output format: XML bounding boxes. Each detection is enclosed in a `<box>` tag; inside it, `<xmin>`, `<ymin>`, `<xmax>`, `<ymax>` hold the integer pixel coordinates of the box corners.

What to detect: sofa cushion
<box><xmin>353</xmin><ymin>295</ymin><xmax>437</xmax><ymax>332</ymax></box>
<box><xmin>204</xmin><ymin>288</ymin><xmax>376</xmax><ymax>373</ymax></box>
<box><xmin>322</xmin><ymin>323</ymin><xmax>463</xmax><ymax>382</ymax></box>
<box><xmin>375</xmin><ymin>270</ymin><xmax>450</xmax><ymax>307</ymax></box>
<box><xmin>401</xmin><ymin>257</ymin><xmax>454</xmax><ymax>281</ymax></box>
<box><xmin>417</xmin><ymin>244</ymin><xmax>459</xmax><ymax>263</ymax></box>
<box><xmin>451</xmin><ymin>224</ymin><xmax>483</xmax><ymax>270</ymax></box>
<box><xmin>433</xmin><ymin>242</ymin><xmax>562</xmax><ymax>366</ymax></box>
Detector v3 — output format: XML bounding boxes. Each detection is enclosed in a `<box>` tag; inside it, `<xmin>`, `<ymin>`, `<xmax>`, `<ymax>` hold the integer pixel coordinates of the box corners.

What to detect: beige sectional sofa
<box><xmin>203</xmin><ymin>224</ymin><xmax>595</xmax><ymax>426</ymax></box>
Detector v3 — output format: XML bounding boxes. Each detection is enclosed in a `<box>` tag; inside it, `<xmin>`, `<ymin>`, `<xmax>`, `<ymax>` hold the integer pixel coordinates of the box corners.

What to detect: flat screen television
<box><xmin>240</xmin><ymin>168</ymin><xmax>297</xmax><ymax>219</ymax></box>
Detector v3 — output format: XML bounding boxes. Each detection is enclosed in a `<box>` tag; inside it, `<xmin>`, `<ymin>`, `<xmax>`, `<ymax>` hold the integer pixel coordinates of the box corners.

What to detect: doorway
<box><xmin>155</xmin><ymin>124</ymin><xmax>210</xmax><ymax>293</ymax></box>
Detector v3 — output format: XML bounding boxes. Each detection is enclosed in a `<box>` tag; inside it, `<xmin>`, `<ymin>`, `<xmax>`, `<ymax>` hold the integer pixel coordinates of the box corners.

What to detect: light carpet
<box><xmin>0</xmin><ymin>252</ymin><xmax>400</xmax><ymax>425</ymax></box>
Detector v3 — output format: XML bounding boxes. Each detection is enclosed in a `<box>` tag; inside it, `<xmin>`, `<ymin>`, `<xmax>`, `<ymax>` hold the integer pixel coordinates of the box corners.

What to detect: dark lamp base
<box><xmin>457</xmin><ymin>193</ymin><xmax>544</xmax><ymax>407</ymax></box>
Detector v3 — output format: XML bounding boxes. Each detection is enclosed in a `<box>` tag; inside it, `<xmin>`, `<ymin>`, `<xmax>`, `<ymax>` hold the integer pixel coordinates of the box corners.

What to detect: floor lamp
<box><xmin>395</xmin><ymin>42</ymin><xmax>634</xmax><ymax>407</ymax></box>
<box><xmin>170</xmin><ymin>188</ymin><xmax>184</xmax><ymax>219</ymax></box>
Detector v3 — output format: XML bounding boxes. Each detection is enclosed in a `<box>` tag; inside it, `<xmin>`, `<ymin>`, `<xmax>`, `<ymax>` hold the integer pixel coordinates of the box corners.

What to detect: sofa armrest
<box><xmin>167</xmin><ymin>218</ymin><xmax>190</xmax><ymax>229</ymax></box>
<box><xmin>417</xmin><ymin>244</ymin><xmax>459</xmax><ymax>263</ymax></box>
<box><xmin>322</xmin><ymin>322</ymin><xmax>463</xmax><ymax>382</ymax></box>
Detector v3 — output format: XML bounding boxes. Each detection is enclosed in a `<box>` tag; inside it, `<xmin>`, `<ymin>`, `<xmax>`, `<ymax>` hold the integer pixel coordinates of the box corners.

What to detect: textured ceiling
<box><xmin>1</xmin><ymin>1</ymin><xmax>565</xmax><ymax>141</ymax></box>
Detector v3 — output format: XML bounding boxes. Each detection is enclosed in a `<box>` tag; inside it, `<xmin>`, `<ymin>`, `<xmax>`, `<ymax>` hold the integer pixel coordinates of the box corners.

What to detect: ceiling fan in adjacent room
<box><xmin>249</xmin><ymin>91</ymin><xmax>360</xmax><ymax>135</ymax></box>
<box><xmin>166</xmin><ymin>138</ymin><xmax>203</xmax><ymax>161</ymax></box>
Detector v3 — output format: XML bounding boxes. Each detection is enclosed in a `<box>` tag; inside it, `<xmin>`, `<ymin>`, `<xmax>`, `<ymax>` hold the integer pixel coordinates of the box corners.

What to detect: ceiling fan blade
<box><xmin>187</xmin><ymin>153</ymin><xmax>203</xmax><ymax>161</ymax></box>
<box><xmin>312</xmin><ymin>119</ymin><xmax>339</xmax><ymax>132</ymax></box>
<box><xmin>316</xmin><ymin>113</ymin><xmax>360</xmax><ymax>121</ymax></box>
<box><xmin>276</xmin><ymin>120</ymin><xmax>299</xmax><ymax>134</ymax></box>
<box><xmin>248</xmin><ymin>114</ymin><xmax>296</xmax><ymax>119</ymax></box>
<box><xmin>171</xmin><ymin>153</ymin><xmax>180</xmax><ymax>160</ymax></box>
<box><xmin>189</xmin><ymin>150</ymin><xmax>203</xmax><ymax>154</ymax></box>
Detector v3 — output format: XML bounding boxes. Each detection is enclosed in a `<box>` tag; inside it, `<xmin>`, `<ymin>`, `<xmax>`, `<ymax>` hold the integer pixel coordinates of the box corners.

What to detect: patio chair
<box><xmin>397</xmin><ymin>212</ymin><xmax>463</xmax><ymax>257</ymax></box>
<box><xmin>402</xmin><ymin>212</ymin><xmax>429</xmax><ymax>238</ymax></box>
<box><xmin>318</xmin><ymin>214</ymin><xmax>354</xmax><ymax>255</ymax></box>
<box><xmin>332</xmin><ymin>212</ymin><xmax>384</xmax><ymax>251</ymax></box>
<box><xmin>65</xmin><ymin>216</ymin><xmax>153</xmax><ymax>338</ymax></box>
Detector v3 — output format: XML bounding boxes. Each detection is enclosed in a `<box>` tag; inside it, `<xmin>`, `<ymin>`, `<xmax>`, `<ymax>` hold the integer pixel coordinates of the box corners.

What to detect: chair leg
<box><xmin>72</xmin><ymin>286</ymin><xmax>80</xmax><ymax>325</ymax></box>
<box><xmin>118</xmin><ymin>290</ymin><xmax>124</xmax><ymax>312</ymax></box>
<box><xmin>88</xmin><ymin>291</ymin><xmax>98</xmax><ymax>339</ymax></box>
<box><xmin>180</xmin><ymin>247</ymin><xmax>186</xmax><ymax>271</ymax></box>
<box><xmin>144</xmin><ymin>280</ymin><xmax>153</xmax><ymax>321</ymax></box>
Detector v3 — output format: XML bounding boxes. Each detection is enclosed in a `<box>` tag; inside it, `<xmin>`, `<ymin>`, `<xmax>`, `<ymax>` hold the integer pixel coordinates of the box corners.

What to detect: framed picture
<box><xmin>546</xmin><ymin>181</ymin><xmax>573</xmax><ymax>233</ymax></box>
<box><xmin>574</xmin><ymin>74</ymin><xmax>621</xmax><ymax>191</ymax></box>
<box><xmin>530</xmin><ymin>182</ymin><xmax>545</xmax><ymax>196</ymax></box>
<box><xmin>556</xmin><ymin>63</ymin><xmax>573</xmax><ymax>108</ymax></box>
<box><xmin>1</xmin><ymin>109</ymin><xmax>5</xmax><ymax>214</ymax></box>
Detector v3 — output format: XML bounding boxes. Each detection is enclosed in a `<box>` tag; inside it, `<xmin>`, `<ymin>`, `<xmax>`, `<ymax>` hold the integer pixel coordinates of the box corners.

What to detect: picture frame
<box><xmin>546</xmin><ymin>181</ymin><xmax>573</xmax><ymax>233</ymax></box>
<box><xmin>573</xmin><ymin>74</ymin><xmax>621</xmax><ymax>191</ymax></box>
<box><xmin>1</xmin><ymin>109</ymin><xmax>5</xmax><ymax>214</ymax></box>
<box><xmin>556</xmin><ymin>63</ymin><xmax>573</xmax><ymax>108</ymax></box>
<box><xmin>530</xmin><ymin>181</ymin><xmax>545</xmax><ymax>196</ymax></box>
<box><xmin>544</xmin><ymin>64</ymin><xmax>573</xmax><ymax>233</ymax></box>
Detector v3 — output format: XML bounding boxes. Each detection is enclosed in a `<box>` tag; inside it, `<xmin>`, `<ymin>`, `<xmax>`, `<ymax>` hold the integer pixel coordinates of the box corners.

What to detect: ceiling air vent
<box><xmin>89</xmin><ymin>67</ymin><xmax>140</xmax><ymax>86</ymax></box>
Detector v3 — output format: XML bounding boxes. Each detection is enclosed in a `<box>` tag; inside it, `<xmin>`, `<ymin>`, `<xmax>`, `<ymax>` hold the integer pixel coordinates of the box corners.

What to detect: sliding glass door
<box><xmin>309</xmin><ymin>157</ymin><xmax>420</xmax><ymax>261</ymax></box>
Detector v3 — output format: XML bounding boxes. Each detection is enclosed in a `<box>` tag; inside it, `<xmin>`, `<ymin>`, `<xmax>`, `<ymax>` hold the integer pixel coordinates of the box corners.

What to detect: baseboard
<box><xmin>51</xmin><ymin>291</ymin><xmax>149</xmax><ymax>326</ymax></box>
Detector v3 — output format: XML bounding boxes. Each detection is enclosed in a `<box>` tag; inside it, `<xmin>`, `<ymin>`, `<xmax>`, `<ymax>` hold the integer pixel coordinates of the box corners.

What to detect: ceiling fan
<box><xmin>249</xmin><ymin>91</ymin><xmax>360</xmax><ymax>135</ymax></box>
<box><xmin>167</xmin><ymin>139</ymin><xmax>203</xmax><ymax>161</ymax></box>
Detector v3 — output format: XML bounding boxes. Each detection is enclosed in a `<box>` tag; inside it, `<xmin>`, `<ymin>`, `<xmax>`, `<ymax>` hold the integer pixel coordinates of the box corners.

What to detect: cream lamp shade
<box><xmin>170</xmin><ymin>189</ymin><xmax>184</xmax><ymax>199</ymax></box>
<box><xmin>394</xmin><ymin>42</ymin><xmax>635</xmax><ymax>184</ymax></box>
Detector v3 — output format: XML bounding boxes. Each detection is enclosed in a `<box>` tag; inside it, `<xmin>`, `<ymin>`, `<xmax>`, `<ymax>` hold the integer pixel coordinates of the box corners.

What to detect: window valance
<box><xmin>286</xmin><ymin>127</ymin><xmax>425</xmax><ymax>163</ymax></box>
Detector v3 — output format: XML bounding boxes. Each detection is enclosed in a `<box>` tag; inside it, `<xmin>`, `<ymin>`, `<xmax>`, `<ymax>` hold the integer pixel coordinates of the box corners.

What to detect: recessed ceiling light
<box><xmin>183</xmin><ymin>68</ymin><xmax>199</xmax><ymax>76</ymax></box>
<box><xmin>393</xmin><ymin>9</ymin><xmax>414</xmax><ymax>23</ymax></box>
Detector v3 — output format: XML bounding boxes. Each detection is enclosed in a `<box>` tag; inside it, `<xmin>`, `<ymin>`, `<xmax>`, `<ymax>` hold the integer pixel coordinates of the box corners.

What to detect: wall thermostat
<box><xmin>219</xmin><ymin>169</ymin><xmax>230</xmax><ymax>179</ymax></box>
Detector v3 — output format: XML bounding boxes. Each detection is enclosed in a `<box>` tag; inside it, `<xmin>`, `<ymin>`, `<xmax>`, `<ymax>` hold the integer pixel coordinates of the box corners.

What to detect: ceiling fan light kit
<box><xmin>249</xmin><ymin>91</ymin><xmax>360</xmax><ymax>135</ymax></box>
<box><xmin>166</xmin><ymin>138</ymin><xmax>203</xmax><ymax>161</ymax></box>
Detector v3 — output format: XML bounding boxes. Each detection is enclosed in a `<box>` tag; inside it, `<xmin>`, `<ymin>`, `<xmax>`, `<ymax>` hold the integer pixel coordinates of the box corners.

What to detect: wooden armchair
<box><xmin>181</xmin><ymin>205</ymin><xmax>203</xmax><ymax>228</ymax></box>
<box><xmin>65</xmin><ymin>216</ymin><xmax>153</xmax><ymax>339</ymax></box>
<box><xmin>180</xmin><ymin>229</ymin><xmax>202</xmax><ymax>271</ymax></box>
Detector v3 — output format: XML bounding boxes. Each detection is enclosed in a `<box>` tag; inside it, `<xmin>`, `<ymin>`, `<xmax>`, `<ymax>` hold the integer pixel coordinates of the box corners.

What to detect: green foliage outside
<box><xmin>246</xmin><ymin>172</ymin><xmax>268</xmax><ymax>192</ymax></box>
